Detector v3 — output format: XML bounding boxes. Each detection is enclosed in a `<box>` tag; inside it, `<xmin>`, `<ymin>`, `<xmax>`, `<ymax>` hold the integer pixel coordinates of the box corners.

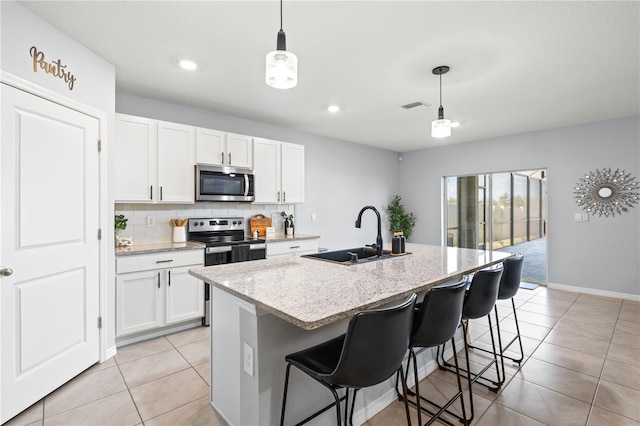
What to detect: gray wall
<box><xmin>116</xmin><ymin>93</ymin><xmax>401</xmax><ymax>250</ymax></box>
<box><xmin>399</xmin><ymin>116</ymin><xmax>640</xmax><ymax>297</ymax></box>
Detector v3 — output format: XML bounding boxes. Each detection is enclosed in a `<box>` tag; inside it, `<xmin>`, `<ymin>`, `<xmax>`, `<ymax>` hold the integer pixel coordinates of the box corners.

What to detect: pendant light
<box><xmin>431</xmin><ymin>65</ymin><xmax>451</xmax><ymax>138</ymax></box>
<box><xmin>266</xmin><ymin>0</ymin><xmax>297</xmax><ymax>89</ymax></box>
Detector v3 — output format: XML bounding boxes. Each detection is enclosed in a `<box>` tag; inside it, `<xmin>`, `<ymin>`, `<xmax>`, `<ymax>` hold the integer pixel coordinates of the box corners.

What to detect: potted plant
<box><xmin>280</xmin><ymin>212</ymin><xmax>294</xmax><ymax>235</ymax></box>
<box><xmin>114</xmin><ymin>214</ymin><xmax>128</xmax><ymax>246</ymax></box>
<box><xmin>385</xmin><ymin>195</ymin><xmax>416</xmax><ymax>240</ymax></box>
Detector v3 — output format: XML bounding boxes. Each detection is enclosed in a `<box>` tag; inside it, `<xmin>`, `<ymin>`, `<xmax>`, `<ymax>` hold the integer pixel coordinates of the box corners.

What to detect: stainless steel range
<box><xmin>187</xmin><ymin>217</ymin><xmax>266</xmax><ymax>325</ymax></box>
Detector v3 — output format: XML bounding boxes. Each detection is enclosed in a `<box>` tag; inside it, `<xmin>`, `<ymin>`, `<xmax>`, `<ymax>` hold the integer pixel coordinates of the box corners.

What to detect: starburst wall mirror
<box><xmin>574</xmin><ymin>168</ymin><xmax>639</xmax><ymax>217</ymax></box>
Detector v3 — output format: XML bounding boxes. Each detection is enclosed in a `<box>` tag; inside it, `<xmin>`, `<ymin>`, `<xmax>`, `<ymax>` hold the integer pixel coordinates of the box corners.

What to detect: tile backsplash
<box><xmin>115</xmin><ymin>202</ymin><xmax>295</xmax><ymax>244</ymax></box>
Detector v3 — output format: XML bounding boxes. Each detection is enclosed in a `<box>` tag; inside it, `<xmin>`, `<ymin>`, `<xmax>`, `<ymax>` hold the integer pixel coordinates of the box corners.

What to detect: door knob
<box><xmin>0</xmin><ymin>267</ymin><xmax>13</xmax><ymax>277</ymax></box>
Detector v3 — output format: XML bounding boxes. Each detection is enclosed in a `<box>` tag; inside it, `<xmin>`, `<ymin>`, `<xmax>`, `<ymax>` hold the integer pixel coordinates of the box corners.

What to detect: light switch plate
<box><xmin>147</xmin><ymin>215</ymin><xmax>156</xmax><ymax>227</ymax></box>
<box><xmin>574</xmin><ymin>213</ymin><xmax>582</xmax><ymax>222</ymax></box>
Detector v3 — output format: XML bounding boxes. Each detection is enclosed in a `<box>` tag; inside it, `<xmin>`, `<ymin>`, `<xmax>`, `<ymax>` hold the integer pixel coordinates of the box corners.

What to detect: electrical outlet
<box><xmin>244</xmin><ymin>343</ymin><xmax>254</xmax><ymax>376</ymax></box>
<box><xmin>147</xmin><ymin>215</ymin><xmax>156</xmax><ymax>227</ymax></box>
<box><xmin>574</xmin><ymin>213</ymin><xmax>582</xmax><ymax>222</ymax></box>
<box><xmin>582</xmin><ymin>213</ymin><xmax>590</xmax><ymax>222</ymax></box>
<box><xmin>311</xmin><ymin>213</ymin><xmax>317</xmax><ymax>222</ymax></box>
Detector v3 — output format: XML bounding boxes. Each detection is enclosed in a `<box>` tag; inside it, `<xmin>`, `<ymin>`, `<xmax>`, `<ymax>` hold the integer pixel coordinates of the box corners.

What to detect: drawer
<box><xmin>267</xmin><ymin>239</ymin><xmax>319</xmax><ymax>257</ymax></box>
<box><xmin>117</xmin><ymin>249</ymin><xmax>204</xmax><ymax>274</ymax></box>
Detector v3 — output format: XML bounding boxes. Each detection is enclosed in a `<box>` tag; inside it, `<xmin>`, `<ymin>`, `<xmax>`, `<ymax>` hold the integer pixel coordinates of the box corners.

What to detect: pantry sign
<box><xmin>29</xmin><ymin>46</ymin><xmax>77</xmax><ymax>90</ymax></box>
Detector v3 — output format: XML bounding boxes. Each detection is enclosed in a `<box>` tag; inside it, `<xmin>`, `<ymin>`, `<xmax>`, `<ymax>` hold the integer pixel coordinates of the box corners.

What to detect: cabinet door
<box><xmin>157</xmin><ymin>121</ymin><xmax>196</xmax><ymax>203</ymax></box>
<box><xmin>116</xmin><ymin>270</ymin><xmax>163</xmax><ymax>337</ymax></box>
<box><xmin>281</xmin><ymin>142</ymin><xmax>305</xmax><ymax>204</ymax></box>
<box><xmin>115</xmin><ymin>114</ymin><xmax>157</xmax><ymax>202</ymax></box>
<box><xmin>226</xmin><ymin>133</ymin><xmax>253</xmax><ymax>168</ymax></box>
<box><xmin>165</xmin><ymin>266</ymin><xmax>204</xmax><ymax>324</ymax></box>
<box><xmin>253</xmin><ymin>138</ymin><xmax>281</xmax><ymax>203</ymax></box>
<box><xmin>196</xmin><ymin>128</ymin><xmax>225</xmax><ymax>166</ymax></box>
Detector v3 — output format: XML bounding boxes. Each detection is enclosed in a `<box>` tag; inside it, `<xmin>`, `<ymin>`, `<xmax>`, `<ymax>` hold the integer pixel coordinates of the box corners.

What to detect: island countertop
<box><xmin>190</xmin><ymin>243</ymin><xmax>512</xmax><ymax>330</ymax></box>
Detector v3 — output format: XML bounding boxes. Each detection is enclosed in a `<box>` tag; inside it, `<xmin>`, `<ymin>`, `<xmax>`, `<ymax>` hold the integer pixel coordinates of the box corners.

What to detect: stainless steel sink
<box><xmin>302</xmin><ymin>247</ymin><xmax>400</xmax><ymax>265</ymax></box>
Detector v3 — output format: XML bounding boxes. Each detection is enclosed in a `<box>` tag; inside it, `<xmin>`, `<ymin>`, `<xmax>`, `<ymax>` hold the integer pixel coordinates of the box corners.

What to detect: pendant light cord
<box><xmin>439</xmin><ymin>74</ymin><xmax>443</xmax><ymax>106</ymax></box>
<box><xmin>280</xmin><ymin>0</ymin><xmax>283</xmax><ymax>31</ymax></box>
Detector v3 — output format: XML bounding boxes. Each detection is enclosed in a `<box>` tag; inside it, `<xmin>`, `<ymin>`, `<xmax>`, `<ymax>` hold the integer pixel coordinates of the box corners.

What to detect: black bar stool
<box><xmin>280</xmin><ymin>294</ymin><xmax>417</xmax><ymax>426</ymax></box>
<box><xmin>468</xmin><ymin>254</ymin><xmax>525</xmax><ymax>381</ymax></box>
<box><xmin>437</xmin><ymin>266</ymin><xmax>503</xmax><ymax>423</ymax></box>
<box><xmin>399</xmin><ymin>279</ymin><xmax>469</xmax><ymax>426</ymax></box>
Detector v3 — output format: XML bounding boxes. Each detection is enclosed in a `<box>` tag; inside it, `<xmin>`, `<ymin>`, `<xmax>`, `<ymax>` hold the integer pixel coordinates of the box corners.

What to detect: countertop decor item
<box><xmin>250</xmin><ymin>214</ymin><xmax>272</xmax><ymax>237</ymax></box>
<box><xmin>573</xmin><ymin>167</ymin><xmax>639</xmax><ymax>217</ymax></box>
<box><xmin>280</xmin><ymin>212</ymin><xmax>294</xmax><ymax>235</ymax></box>
<box><xmin>114</xmin><ymin>214</ymin><xmax>128</xmax><ymax>246</ymax></box>
<box><xmin>170</xmin><ymin>218</ymin><xmax>188</xmax><ymax>243</ymax></box>
<box><xmin>386</xmin><ymin>195</ymin><xmax>416</xmax><ymax>240</ymax></box>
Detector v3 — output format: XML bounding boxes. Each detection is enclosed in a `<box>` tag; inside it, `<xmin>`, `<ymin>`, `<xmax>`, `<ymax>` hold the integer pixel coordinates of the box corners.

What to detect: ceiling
<box><xmin>19</xmin><ymin>1</ymin><xmax>640</xmax><ymax>152</ymax></box>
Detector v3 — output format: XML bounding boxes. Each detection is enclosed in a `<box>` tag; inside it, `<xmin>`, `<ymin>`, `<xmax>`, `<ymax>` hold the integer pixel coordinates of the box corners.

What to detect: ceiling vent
<box><xmin>401</xmin><ymin>101</ymin><xmax>431</xmax><ymax>109</ymax></box>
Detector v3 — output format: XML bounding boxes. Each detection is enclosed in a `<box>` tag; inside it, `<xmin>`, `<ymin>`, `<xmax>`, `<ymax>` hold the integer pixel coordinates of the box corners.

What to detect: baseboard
<box><xmin>548</xmin><ymin>282</ymin><xmax>640</xmax><ymax>302</ymax></box>
<box><xmin>104</xmin><ymin>345</ymin><xmax>117</xmax><ymax>361</ymax></box>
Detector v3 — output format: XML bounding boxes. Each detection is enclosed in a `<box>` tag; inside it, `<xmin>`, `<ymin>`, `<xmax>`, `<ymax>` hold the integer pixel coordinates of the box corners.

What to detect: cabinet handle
<box><xmin>221</xmin><ymin>152</ymin><xmax>224</xmax><ymax>164</ymax></box>
<box><xmin>277</xmin><ymin>191</ymin><xmax>280</xmax><ymax>202</ymax></box>
<box><xmin>168</xmin><ymin>270</ymin><xmax>171</xmax><ymax>286</ymax></box>
<box><xmin>150</xmin><ymin>185</ymin><xmax>153</xmax><ymax>200</ymax></box>
<box><xmin>157</xmin><ymin>272</ymin><xmax>161</xmax><ymax>288</ymax></box>
<box><xmin>155</xmin><ymin>259</ymin><xmax>174</xmax><ymax>264</ymax></box>
<box><xmin>290</xmin><ymin>246</ymin><xmax>300</xmax><ymax>249</ymax></box>
<box><xmin>283</xmin><ymin>191</ymin><xmax>286</xmax><ymax>202</ymax></box>
<box><xmin>160</xmin><ymin>186</ymin><xmax>163</xmax><ymax>201</ymax></box>
<box><xmin>228</xmin><ymin>152</ymin><xmax>231</xmax><ymax>165</ymax></box>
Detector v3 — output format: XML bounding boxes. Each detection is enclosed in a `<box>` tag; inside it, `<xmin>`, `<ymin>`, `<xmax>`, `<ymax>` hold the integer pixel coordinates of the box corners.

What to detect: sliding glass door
<box><xmin>444</xmin><ymin>170</ymin><xmax>547</xmax><ymax>283</ymax></box>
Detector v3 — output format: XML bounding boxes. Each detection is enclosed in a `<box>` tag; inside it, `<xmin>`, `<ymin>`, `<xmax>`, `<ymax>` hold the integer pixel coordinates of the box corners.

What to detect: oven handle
<box><xmin>205</xmin><ymin>243</ymin><xmax>266</xmax><ymax>254</ymax></box>
<box><xmin>206</xmin><ymin>246</ymin><xmax>232</xmax><ymax>254</ymax></box>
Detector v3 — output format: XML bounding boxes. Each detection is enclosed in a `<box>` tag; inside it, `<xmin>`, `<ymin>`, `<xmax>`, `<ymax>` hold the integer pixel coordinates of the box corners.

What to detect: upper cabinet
<box><xmin>196</xmin><ymin>129</ymin><xmax>253</xmax><ymax>169</ymax></box>
<box><xmin>115</xmin><ymin>113</ymin><xmax>195</xmax><ymax>203</ymax></box>
<box><xmin>253</xmin><ymin>138</ymin><xmax>304</xmax><ymax>204</ymax></box>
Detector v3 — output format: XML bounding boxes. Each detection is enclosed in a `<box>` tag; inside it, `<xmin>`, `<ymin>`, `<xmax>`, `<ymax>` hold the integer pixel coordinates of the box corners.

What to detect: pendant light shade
<box><xmin>431</xmin><ymin>66</ymin><xmax>451</xmax><ymax>138</ymax></box>
<box><xmin>266</xmin><ymin>0</ymin><xmax>297</xmax><ymax>89</ymax></box>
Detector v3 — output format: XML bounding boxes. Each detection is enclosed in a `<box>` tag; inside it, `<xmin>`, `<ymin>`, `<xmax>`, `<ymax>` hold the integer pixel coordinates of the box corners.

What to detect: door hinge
<box><xmin>97</xmin><ymin>139</ymin><xmax>102</xmax><ymax>152</ymax></box>
<box><xmin>97</xmin><ymin>316</ymin><xmax>103</xmax><ymax>329</ymax></box>
<box><xmin>98</xmin><ymin>228</ymin><xmax>102</xmax><ymax>240</ymax></box>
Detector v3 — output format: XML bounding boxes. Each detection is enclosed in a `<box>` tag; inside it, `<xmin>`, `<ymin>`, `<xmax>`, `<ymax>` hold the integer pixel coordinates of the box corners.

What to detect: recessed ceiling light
<box><xmin>179</xmin><ymin>59</ymin><xmax>197</xmax><ymax>71</ymax></box>
<box><xmin>451</xmin><ymin>121</ymin><xmax>461</xmax><ymax>128</ymax></box>
<box><xmin>327</xmin><ymin>105</ymin><xmax>340</xmax><ymax>113</ymax></box>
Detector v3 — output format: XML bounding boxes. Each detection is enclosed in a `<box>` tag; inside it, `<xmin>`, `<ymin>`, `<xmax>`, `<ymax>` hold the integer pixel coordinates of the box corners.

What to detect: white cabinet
<box><xmin>116</xmin><ymin>250</ymin><xmax>204</xmax><ymax>337</ymax></box>
<box><xmin>196</xmin><ymin>128</ymin><xmax>253</xmax><ymax>169</ymax></box>
<box><xmin>115</xmin><ymin>114</ymin><xmax>195</xmax><ymax>203</ymax></box>
<box><xmin>266</xmin><ymin>239</ymin><xmax>318</xmax><ymax>258</ymax></box>
<box><xmin>253</xmin><ymin>138</ymin><xmax>305</xmax><ymax>204</ymax></box>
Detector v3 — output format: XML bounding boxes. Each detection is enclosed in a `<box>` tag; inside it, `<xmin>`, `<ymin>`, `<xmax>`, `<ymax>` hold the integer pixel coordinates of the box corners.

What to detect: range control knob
<box><xmin>199</xmin><ymin>221</ymin><xmax>204</xmax><ymax>226</ymax></box>
<box><xmin>232</xmin><ymin>221</ymin><xmax>237</xmax><ymax>225</ymax></box>
<box><xmin>238</xmin><ymin>221</ymin><xmax>242</xmax><ymax>225</ymax></box>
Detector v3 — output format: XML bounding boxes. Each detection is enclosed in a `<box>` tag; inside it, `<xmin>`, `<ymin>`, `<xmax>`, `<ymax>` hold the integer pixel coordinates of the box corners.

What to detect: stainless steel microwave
<box><xmin>195</xmin><ymin>165</ymin><xmax>255</xmax><ymax>202</ymax></box>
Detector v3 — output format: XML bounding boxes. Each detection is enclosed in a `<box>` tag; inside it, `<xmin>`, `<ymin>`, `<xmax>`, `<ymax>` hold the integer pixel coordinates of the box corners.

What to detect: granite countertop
<box><xmin>189</xmin><ymin>243</ymin><xmax>512</xmax><ymax>330</ymax></box>
<box><xmin>115</xmin><ymin>241</ymin><xmax>206</xmax><ymax>256</ymax></box>
<box><xmin>264</xmin><ymin>233</ymin><xmax>320</xmax><ymax>243</ymax></box>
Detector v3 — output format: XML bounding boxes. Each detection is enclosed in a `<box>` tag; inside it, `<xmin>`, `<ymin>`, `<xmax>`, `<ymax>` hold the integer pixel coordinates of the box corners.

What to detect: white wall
<box><xmin>115</xmin><ymin>93</ymin><xmax>402</xmax><ymax>250</ymax></box>
<box><xmin>399</xmin><ymin>116</ymin><xmax>640</xmax><ymax>297</ymax></box>
<box><xmin>1</xmin><ymin>1</ymin><xmax>117</xmax><ymax>355</ymax></box>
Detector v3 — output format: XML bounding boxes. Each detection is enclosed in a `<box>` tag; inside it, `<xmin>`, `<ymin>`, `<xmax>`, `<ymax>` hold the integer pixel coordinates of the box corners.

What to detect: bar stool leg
<box><xmin>280</xmin><ymin>363</ymin><xmax>292</xmax><ymax>426</ymax></box>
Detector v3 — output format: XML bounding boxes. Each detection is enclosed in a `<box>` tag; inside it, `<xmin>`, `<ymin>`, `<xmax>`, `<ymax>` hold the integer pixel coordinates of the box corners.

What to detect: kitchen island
<box><xmin>189</xmin><ymin>243</ymin><xmax>511</xmax><ymax>425</ymax></box>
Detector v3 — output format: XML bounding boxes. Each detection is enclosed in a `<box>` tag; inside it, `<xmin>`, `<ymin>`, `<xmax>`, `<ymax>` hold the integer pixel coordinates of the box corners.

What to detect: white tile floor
<box><xmin>4</xmin><ymin>286</ymin><xmax>640</xmax><ymax>426</ymax></box>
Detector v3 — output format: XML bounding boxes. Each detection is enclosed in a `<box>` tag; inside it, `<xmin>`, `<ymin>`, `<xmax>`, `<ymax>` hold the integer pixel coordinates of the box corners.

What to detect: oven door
<box><xmin>196</xmin><ymin>165</ymin><xmax>254</xmax><ymax>202</ymax></box>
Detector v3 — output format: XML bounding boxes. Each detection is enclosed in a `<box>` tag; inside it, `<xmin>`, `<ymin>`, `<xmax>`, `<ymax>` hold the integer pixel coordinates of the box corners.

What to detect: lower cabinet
<box><xmin>266</xmin><ymin>239</ymin><xmax>319</xmax><ymax>258</ymax></box>
<box><xmin>116</xmin><ymin>250</ymin><xmax>204</xmax><ymax>337</ymax></box>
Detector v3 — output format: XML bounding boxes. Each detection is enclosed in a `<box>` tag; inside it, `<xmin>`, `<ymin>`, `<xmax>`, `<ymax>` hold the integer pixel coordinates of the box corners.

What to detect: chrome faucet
<box><xmin>355</xmin><ymin>206</ymin><xmax>383</xmax><ymax>257</ymax></box>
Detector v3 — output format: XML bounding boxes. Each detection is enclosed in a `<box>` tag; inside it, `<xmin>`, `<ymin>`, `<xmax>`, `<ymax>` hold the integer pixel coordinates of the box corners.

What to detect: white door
<box><xmin>1</xmin><ymin>83</ymin><xmax>101</xmax><ymax>423</ymax></box>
